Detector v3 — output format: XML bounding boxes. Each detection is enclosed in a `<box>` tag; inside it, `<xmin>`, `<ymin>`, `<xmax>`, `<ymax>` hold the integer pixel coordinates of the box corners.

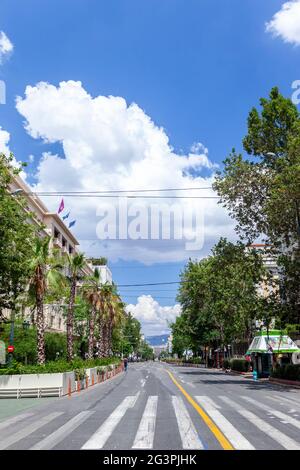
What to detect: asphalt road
<box><xmin>0</xmin><ymin>361</ymin><xmax>300</xmax><ymax>450</ymax></box>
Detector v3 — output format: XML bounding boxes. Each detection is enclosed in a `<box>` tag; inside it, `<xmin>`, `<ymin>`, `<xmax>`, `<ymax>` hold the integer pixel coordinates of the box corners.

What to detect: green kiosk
<box><xmin>245</xmin><ymin>329</ymin><xmax>300</xmax><ymax>379</ymax></box>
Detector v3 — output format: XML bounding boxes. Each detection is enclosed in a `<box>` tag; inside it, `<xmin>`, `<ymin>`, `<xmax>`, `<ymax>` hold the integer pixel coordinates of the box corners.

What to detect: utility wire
<box><xmin>33</xmin><ymin>194</ymin><xmax>218</xmax><ymax>199</ymax></box>
<box><xmin>27</xmin><ymin>186</ymin><xmax>213</xmax><ymax>195</ymax></box>
<box><xmin>118</xmin><ymin>281</ymin><xmax>185</xmax><ymax>287</ymax></box>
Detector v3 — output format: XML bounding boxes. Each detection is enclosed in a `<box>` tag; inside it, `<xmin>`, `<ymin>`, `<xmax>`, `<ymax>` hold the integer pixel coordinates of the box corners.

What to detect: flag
<box><xmin>69</xmin><ymin>220</ymin><xmax>76</xmax><ymax>229</ymax></box>
<box><xmin>58</xmin><ymin>198</ymin><xmax>64</xmax><ymax>214</ymax></box>
<box><xmin>62</xmin><ymin>211</ymin><xmax>70</xmax><ymax>221</ymax></box>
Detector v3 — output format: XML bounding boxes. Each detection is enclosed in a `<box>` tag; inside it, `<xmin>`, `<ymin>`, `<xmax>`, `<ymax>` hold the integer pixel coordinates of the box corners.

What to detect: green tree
<box><xmin>171</xmin><ymin>315</ymin><xmax>192</xmax><ymax>358</ymax></box>
<box><xmin>0</xmin><ymin>153</ymin><xmax>36</xmax><ymax>316</ymax></box>
<box><xmin>213</xmin><ymin>87</ymin><xmax>300</xmax><ymax>323</ymax></box>
<box><xmin>177</xmin><ymin>239</ymin><xmax>267</xmax><ymax>353</ymax></box>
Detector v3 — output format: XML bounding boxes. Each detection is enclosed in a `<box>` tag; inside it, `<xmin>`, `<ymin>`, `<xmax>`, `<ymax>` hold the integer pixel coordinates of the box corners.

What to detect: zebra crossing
<box><xmin>0</xmin><ymin>392</ymin><xmax>300</xmax><ymax>450</ymax></box>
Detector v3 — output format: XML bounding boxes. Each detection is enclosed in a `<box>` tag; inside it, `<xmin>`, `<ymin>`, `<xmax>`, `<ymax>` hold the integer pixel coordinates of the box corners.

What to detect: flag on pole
<box><xmin>69</xmin><ymin>220</ymin><xmax>76</xmax><ymax>229</ymax></box>
<box><xmin>62</xmin><ymin>211</ymin><xmax>70</xmax><ymax>221</ymax></box>
<box><xmin>58</xmin><ymin>198</ymin><xmax>64</xmax><ymax>214</ymax></box>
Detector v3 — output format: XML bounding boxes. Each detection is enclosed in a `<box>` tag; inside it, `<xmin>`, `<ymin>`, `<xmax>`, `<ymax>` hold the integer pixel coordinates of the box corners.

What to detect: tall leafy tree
<box><xmin>213</xmin><ymin>87</ymin><xmax>300</xmax><ymax>323</ymax></box>
<box><xmin>176</xmin><ymin>239</ymin><xmax>267</xmax><ymax>353</ymax></box>
<box><xmin>0</xmin><ymin>153</ymin><xmax>36</xmax><ymax>317</ymax></box>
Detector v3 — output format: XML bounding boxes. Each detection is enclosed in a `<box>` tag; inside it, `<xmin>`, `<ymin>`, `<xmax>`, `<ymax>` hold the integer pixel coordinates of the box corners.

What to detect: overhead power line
<box><xmin>28</xmin><ymin>186</ymin><xmax>213</xmax><ymax>195</ymax></box>
<box><xmin>33</xmin><ymin>194</ymin><xmax>218</xmax><ymax>199</ymax></box>
<box><xmin>118</xmin><ymin>281</ymin><xmax>184</xmax><ymax>287</ymax></box>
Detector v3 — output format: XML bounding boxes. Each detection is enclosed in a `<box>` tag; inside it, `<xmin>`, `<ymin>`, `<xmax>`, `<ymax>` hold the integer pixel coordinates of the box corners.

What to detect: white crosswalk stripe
<box><xmin>267</xmin><ymin>394</ymin><xmax>300</xmax><ymax>410</ymax></box>
<box><xmin>240</xmin><ymin>396</ymin><xmax>300</xmax><ymax>430</ymax></box>
<box><xmin>219</xmin><ymin>396</ymin><xmax>300</xmax><ymax>450</ymax></box>
<box><xmin>172</xmin><ymin>396</ymin><xmax>204</xmax><ymax>449</ymax></box>
<box><xmin>81</xmin><ymin>394</ymin><xmax>140</xmax><ymax>449</ymax></box>
<box><xmin>132</xmin><ymin>396</ymin><xmax>158</xmax><ymax>449</ymax></box>
<box><xmin>195</xmin><ymin>396</ymin><xmax>254</xmax><ymax>450</ymax></box>
<box><xmin>0</xmin><ymin>412</ymin><xmax>35</xmax><ymax>432</ymax></box>
<box><xmin>0</xmin><ymin>412</ymin><xmax>63</xmax><ymax>450</ymax></box>
<box><xmin>30</xmin><ymin>411</ymin><xmax>94</xmax><ymax>450</ymax></box>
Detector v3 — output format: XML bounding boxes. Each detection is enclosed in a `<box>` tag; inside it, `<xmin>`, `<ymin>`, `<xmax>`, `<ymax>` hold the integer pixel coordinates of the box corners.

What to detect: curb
<box><xmin>269</xmin><ymin>377</ymin><xmax>300</xmax><ymax>389</ymax></box>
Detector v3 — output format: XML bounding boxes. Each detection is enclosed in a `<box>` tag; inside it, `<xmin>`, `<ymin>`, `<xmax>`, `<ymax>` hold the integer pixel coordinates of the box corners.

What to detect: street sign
<box><xmin>7</xmin><ymin>345</ymin><xmax>14</xmax><ymax>353</ymax></box>
<box><xmin>0</xmin><ymin>340</ymin><xmax>6</xmax><ymax>364</ymax></box>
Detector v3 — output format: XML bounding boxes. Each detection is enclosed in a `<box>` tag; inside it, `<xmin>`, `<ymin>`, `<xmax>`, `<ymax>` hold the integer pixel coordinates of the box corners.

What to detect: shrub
<box><xmin>74</xmin><ymin>368</ymin><xmax>86</xmax><ymax>381</ymax></box>
<box><xmin>230</xmin><ymin>359</ymin><xmax>250</xmax><ymax>372</ymax></box>
<box><xmin>271</xmin><ymin>364</ymin><xmax>300</xmax><ymax>382</ymax></box>
<box><xmin>223</xmin><ymin>359</ymin><xmax>231</xmax><ymax>369</ymax></box>
<box><xmin>0</xmin><ymin>357</ymin><xmax>121</xmax><ymax>375</ymax></box>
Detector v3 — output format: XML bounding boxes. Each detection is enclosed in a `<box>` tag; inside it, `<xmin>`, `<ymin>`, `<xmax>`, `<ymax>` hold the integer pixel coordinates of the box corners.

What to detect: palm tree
<box><xmin>65</xmin><ymin>252</ymin><xmax>85</xmax><ymax>362</ymax></box>
<box><xmin>82</xmin><ymin>268</ymin><xmax>102</xmax><ymax>359</ymax></box>
<box><xmin>28</xmin><ymin>236</ymin><xmax>64</xmax><ymax>365</ymax></box>
<box><xmin>107</xmin><ymin>292</ymin><xmax>125</xmax><ymax>355</ymax></box>
<box><xmin>98</xmin><ymin>284</ymin><xmax>125</xmax><ymax>357</ymax></box>
<box><xmin>98</xmin><ymin>283</ymin><xmax>112</xmax><ymax>358</ymax></box>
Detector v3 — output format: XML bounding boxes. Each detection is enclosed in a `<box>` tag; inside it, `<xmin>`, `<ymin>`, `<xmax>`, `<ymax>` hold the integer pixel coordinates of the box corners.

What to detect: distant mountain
<box><xmin>145</xmin><ymin>334</ymin><xmax>169</xmax><ymax>346</ymax></box>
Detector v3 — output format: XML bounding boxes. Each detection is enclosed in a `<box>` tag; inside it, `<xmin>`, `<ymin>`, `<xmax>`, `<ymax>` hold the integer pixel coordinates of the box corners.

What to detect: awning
<box><xmin>246</xmin><ymin>331</ymin><xmax>300</xmax><ymax>355</ymax></box>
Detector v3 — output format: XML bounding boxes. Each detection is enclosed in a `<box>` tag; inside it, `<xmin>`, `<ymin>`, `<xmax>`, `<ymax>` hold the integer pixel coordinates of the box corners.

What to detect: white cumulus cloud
<box><xmin>126</xmin><ymin>295</ymin><xmax>181</xmax><ymax>336</ymax></box>
<box><xmin>0</xmin><ymin>31</ymin><xmax>13</xmax><ymax>64</ymax></box>
<box><xmin>16</xmin><ymin>80</ymin><xmax>235</xmax><ymax>264</ymax></box>
<box><xmin>266</xmin><ymin>1</ymin><xmax>300</xmax><ymax>46</ymax></box>
<box><xmin>0</xmin><ymin>127</ymin><xmax>10</xmax><ymax>154</ymax></box>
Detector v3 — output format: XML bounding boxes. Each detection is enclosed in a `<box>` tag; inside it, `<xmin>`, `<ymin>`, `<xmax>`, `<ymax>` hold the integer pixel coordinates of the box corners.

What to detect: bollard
<box><xmin>77</xmin><ymin>380</ymin><xmax>81</xmax><ymax>392</ymax></box>
<box><xmin>92</xmin><ymin>374</ymin><xmax>95</xmax><ymax>386</ymax></box>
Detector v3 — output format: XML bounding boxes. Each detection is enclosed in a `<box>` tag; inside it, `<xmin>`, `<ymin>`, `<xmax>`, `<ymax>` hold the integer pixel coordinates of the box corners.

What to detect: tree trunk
<box><xmin>100</xmin><ymin>323</ymin><xmax>109</xmax><ymax>357</ymax></box>
<box><xmin>67</xmin><ymin>277</ymin><xmax>76</xmax><ymax>362</ymax></box>
<box><xmin>36</xmin><ymin>293</ymin><xmax>45</xmax><ymax>365</ymax></box>
<box><xmin>88</xmin><ymin>305</ymin><xmax>96</xmax><ymax>359</ymax></box>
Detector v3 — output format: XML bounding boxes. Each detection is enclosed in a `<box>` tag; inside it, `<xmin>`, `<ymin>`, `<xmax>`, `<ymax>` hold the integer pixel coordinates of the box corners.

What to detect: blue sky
<box><xmin>1</xmin><ymin>0</ymin><xmax>300</xmax><ymax>335</ymax></box>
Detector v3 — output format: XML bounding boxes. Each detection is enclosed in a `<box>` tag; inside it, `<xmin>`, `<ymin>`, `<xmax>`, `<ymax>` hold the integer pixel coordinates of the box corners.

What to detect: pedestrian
<box><xmin>124</xmin><ymin>357</ymin><xmax>128</xmax><ymax>372</ymax></box>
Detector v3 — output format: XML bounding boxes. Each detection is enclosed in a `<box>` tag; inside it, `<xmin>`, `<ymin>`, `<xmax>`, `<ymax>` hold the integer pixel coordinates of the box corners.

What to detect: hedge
<box><xmin>271</xmin><ymin>364</ymin><xmax>300</xmax><ymax>382</ymax></box>
<box><xmin>230</xmin><ymin>359</ymin><xmax>250</xmax><ymax>372</ymax></box>
<box><xmin>0</xmin><ymin>357</ymin><xmax>121</xmax><ymax>375</ymax></box>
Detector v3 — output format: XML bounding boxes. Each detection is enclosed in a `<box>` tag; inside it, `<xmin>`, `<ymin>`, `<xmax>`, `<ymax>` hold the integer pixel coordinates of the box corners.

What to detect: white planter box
<box><xmin>0</xmin><ymin>371</ymin><xmax>76</xmax><ymax>398</ymax></box>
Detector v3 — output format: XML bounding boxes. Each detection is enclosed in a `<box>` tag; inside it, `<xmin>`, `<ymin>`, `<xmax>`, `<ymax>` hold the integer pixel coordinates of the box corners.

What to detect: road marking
<box><xmin>172</xmin><ymin>396</ymin><xmax>204</xmax><ymax>449</ymax></box>
<box><xmin>167</xmin><ymin>370</ymin><xmax>234</xmax><ymax>450</ymax></box>
<box><xmin>241</xmin><ymin>396</ymin><xmax>300</xmax><ymax>431</ymax></box>
<box><xmin>0</xmin><ymin>412</ymin><xmax>34</xmax><ymax>431</ymax></box>
<box><xmin>81</xmin><ymin>394</ymin><xmax>139</xmax><ymax>449</ymax></box>
<box><xmin>132</xmin><ymin>396</ymin><xmax>158</xmax><ymax>449</ymax></box>
<box><xmin>267</xmin><ymin>395</ymin><xmax>300</xmax><ymax>410</ymax></box>
<box><xmin>195</xmin><ymin>396</ymin><xmax>254</xmax><ymax>450</ymax></box>
<box><xmin>30</xmin><ymin>411</ymin><xmax>94</xmax><ymax>450</ymax></box>
<box><xmin>0</xmin><ymin>412</ymin><xmax>63</xmax><ymax>450</ymax></box>
<box><xmin>219</xmin><ymin>396</ymin><xmax>300</xmax><ymax>450</ymax></box>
